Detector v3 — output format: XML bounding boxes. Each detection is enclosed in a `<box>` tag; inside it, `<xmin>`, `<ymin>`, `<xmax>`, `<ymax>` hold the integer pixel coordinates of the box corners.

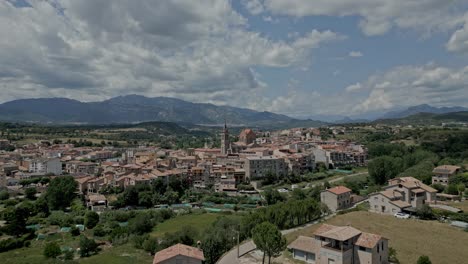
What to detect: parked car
<box><xmin>394</xmin><ymin>212</ymin><xmax>410</xmax><ymax>219</ymax></box>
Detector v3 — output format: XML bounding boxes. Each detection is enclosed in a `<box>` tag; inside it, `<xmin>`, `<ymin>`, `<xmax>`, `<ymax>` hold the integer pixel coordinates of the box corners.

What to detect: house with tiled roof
<box><xmin>369</xmin><ymin>177</ymin><xmax>437</xmax><ymax>215</ymax></box>
<box><xmin>153</xmin><ymin>243</ymin><xmax>204</xmax><ymax>264</ymax></box>
<box><xmin>432</xmin><ymin>165</ymin><xmax>461</xmax><ymax>185</ymax></box>
<box><xmin>320</xmin><ymin>186</ymin><xmax>352</xmax><ymax>212</ymax></box>
<box><xmin>288</xmin><ymin>224</ymin><xmax>388</xmax><ymax>264</ymax></box>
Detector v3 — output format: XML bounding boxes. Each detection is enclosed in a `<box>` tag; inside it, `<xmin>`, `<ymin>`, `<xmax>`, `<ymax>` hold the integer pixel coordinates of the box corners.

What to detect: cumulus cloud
<box><xmin>242</xmin><ymin>0</ymin><xmax>264</xmax><ymax>15</ymax></box>
<box><xmin>446</xmin><ymin>15</ymin><xmax>468</xmax><ymax>53</ymax></box>
<box><xmin>0</xmin><ymin>0</ymin><xmax>341</xmax><ymax>106</ymax></box>
<box><xmin>349</xmin><ymin>51</ymin><xmax>363</xmax><ymax>57</ymax></box>
<box><xmin>263</xmin><ymin>0</ymin><xmax>465</xmax><ymax>35</ymax></box>
<box><xmin>351</xmin><ymin>63</ymin><xmax>468</xmax><ymax>113</ymax></box>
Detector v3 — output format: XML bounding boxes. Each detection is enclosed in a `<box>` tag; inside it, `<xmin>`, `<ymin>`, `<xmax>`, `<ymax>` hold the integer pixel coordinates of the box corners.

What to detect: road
<box><xmin>304</xmin><ymin>172</ymin><xmax>367</xmax><ymax>189</ymax></box>
<box><xmin>216</xmin><ymin>215</ymin><xmax>335</xmax><ymax>264</ymax></box>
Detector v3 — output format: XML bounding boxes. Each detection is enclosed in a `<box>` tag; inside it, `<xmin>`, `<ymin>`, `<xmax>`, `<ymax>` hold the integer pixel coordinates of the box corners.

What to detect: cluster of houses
<box><xmin>0</xmin><ymin>126</ymin><xmax>368</xmax><ymax>203</ymax></box>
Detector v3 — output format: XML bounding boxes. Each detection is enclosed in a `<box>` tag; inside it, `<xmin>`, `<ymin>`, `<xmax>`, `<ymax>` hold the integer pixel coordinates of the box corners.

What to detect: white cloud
<box><xmin>446</xmin><ymin>15</ymin><xmax>468</xmax><ymax>53</ymax></box>
<box><xmin>263</xmin><ymin>0</ymin><xmax>466</xmax><ymax>36</ymax></box>
<box><xmin>351</xmin><ymin>63</ymin><xmax>468</xmax><ymax>113</ymax></box>
<box><xmin>349</xmin><ymin>51</ymin><xmax>363</xmax><ymax>57</ymax></box>
<box><xmin>345</xmin><ymin>83</ymin><xmax>363</xmax><ymax>92</ymax></box>
<box><xmin>241</xmin><ymin>0</ymin><xmax>264</xmax><ymax>15</ymax></box>
<box><xmin>0</xmin><ymin>0</ymin><xmax>342</xmax><ymax>107</ymax></box>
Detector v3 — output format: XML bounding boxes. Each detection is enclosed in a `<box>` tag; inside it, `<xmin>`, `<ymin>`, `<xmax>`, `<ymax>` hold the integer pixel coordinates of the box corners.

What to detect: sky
<box><xmin>1</xmin><ymin>0</ymin><xmax>468</xmax><ymax>119</ymax></box>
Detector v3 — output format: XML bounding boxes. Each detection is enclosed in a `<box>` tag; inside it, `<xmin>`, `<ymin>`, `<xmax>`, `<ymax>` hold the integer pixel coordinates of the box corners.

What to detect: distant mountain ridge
<box><xmin>381</xmin><ymin>104</ymin><xmax>468</xmax><ymax>119</ymax></box>
<box><xmin>0</xmin><ymin>95</ymin><xmax>326</xmax><ymax>128</ymax></box>
<box><xmin>374</xmin><ymin>111</ymin><xmax>468</xmax><ymax>125</ymax></box>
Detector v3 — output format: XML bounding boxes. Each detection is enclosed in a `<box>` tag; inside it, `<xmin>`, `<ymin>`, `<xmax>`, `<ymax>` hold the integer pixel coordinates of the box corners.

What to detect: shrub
<box><xmin>79</xmin><ymin>236</ymin><xmax>98</xmax><ymax>257</ymax></box>
<box><xmin>44</xmin><ymin>242</ymin><xmax>61</xmax><ymax>259</ymax></box>
<box><xmin>143</xmin><ymin>237</ymin><xmax>159</xmax><ymax>255</ymax></box>
<box><xmin>0</xmin><ymin>190</ymin><xmax>9</xmax><ymax>200</ymax></box>
<box><xmin>85</xmin><ymin>211</ymin><xmax>100</xmax><ymax>229</ymax></box>
<box><xmin>70</xmin><ymin>226</ymin><xmax>80</xmax><ymax>236</ymax></box>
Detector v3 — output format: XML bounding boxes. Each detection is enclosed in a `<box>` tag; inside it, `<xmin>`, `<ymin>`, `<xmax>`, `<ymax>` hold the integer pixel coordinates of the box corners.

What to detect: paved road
<box><xmin>216</xmin><ymin>215</ymin><xmax>334</xmax><ymax>264</ymax></box>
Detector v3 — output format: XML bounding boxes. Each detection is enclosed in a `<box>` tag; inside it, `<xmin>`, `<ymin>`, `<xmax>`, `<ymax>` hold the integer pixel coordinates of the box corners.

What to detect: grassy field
<box><xmin>448</xmin><ymin>200</ymin><xmax>468</xmax><ymax>212</ymax></box>
<box><xmin>286</xmin><ymin>211</ymin><xmax>468</xmax><ymax>264</ymax></box>
<box><xmin>151</xmin><ymin>213</ymin><xmax>239</xmax><ymax>238</ymax></box>
<box><xmin>0</xmin><ymin>212</ymin><xmax>234</xmax><ymax>264</ymax></box>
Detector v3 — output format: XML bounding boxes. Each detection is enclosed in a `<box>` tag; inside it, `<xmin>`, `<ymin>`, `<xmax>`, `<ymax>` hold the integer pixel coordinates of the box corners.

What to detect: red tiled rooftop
<box><xmin>153</xmin><ymin>243</ymin><xmax>204</xmax><ymax>264</ymax></box>
<box><xmin>355</xmin><ymin>232</ymin><xmax>384</xmax><ymax>249</ymax></box>
<box><xmin>327</xmin><ymin>186</ymin><xmax>352</xmax><ymax>195</ymax></box>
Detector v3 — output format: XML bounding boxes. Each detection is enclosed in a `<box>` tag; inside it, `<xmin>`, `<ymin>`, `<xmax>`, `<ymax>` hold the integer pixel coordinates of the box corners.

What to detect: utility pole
<box><xmin>237</xmin><ymin>229</ymin><xmax>240</xmax><ymax>258</ymax></box>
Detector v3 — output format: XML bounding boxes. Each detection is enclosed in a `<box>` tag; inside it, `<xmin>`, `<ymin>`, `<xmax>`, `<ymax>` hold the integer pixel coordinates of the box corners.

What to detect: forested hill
<box><xmin>0</xmin><ymin>95</ymin><xmax>327</xmax><ymax>128</ymax></box>
<box><xmin>373</xmin><ymin>111</ymin><xmax>468</xmax><ymax>126</ymax></box>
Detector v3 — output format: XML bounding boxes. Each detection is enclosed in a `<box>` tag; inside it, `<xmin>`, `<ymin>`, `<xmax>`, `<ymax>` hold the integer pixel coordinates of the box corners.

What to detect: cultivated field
<box><xmin>286</xmin><ymin>211</ymin><xmax>468</xmax><ymax>264</ymax></box>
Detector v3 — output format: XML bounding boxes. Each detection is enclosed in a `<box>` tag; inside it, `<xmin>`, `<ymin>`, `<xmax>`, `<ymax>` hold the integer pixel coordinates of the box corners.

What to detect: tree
<box><xmin>130</xmin><ymin>213</ymin><xmax>154</xmax><ymax>235</ymax></box>
<box><xmin>416</xmin><ymin>205</ymin><xmax>434</xmax><ymax>220</ymax></box>
<box><xmin>70</xmin><ymin>226</ymin><xmax>80</xmax><ymax>236</ymax></box>
<box><xmin>143</xmin><ymin>237</ymin><xmax>159</xmax><ymax>255</ymax></box>
<box><xmin>79</xmin><ymin>236</ymin><xmax>98</xmax><ymax>257</ymax></box>
<box><xmin>24</xmin><ymin>187</ymin><xmax>37</xmax><ymax>200</ymax></box>
<box><xmin>45</xmin><ymin>176</ymin><xmax>78</xmax><ymax>210</ymax></box>
<box><xmin>0</xmin><ymin>190</ymin><xmax>9</xmax><ymax>200</ymax></box>
<box><xmin>252</xmin><ymin>222</ymin><xmax>286</xmax><ymax>264</ymax></box>
<box><xmin>84</xmin><ymin>211</ymin><xmax>100</xmax><ymax>229</ymax></box>
<box><xmin>4</xmin><ymin>206</ymin><xmax>29</xmax><ymax>237</ymax></box>
<box><xmin>368</xmin><ymin>156</ymin><xmax>403</xmax><ymax>185</ymax></box>
<box><xmin>417</xmin><ymin>255</ymin><xmax>432</xmax><ymax>264</ymax></box>
<box><xmin>43</xmin><ymin>242</ymin><xmax>61</xmax><ymax>259</ymax></box>
<box><xmin>263</xmin><ymin>188</ymin><xmax>285</xmax><ymax>205</ymax></box>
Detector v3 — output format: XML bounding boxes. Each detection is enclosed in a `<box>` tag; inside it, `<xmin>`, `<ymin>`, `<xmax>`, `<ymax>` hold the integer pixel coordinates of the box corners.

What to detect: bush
<box><xmin>25</xmin><ymin>187</ymin><xmax>37</xmax><ymax>200</ymax></box>
<box><xmin>84</xmin><ymin>211</ymin><xmax>100</xmax><ymax>229</ymax></box>
<box><xmin>129</xmin><ymin>213</ymin><xmax>154</xmax><ymax>235</ymax></box>
<box><xmin>417</xmin><ymin>255</ymin><xmax>432</xmax><ymax>264</ymax></box>
<box><xmin>79</xmin><ymin>236</ymin><xmax>98</xmax><ymax>257</ymax></box>
<box><xmin>93</xmin><ymin>225</ymin><xmax>107</xmax><ymax>237</ymax></box>
<box><xmin>70</xmin><ymin>226</ymin><xmax>80</xmax><ymax>236</ymax></box>
<box><xmin>143</xmin><ymin>237</ymin><xmax>159</xmax><ymax>255</ymax></box>
<box><xmin>415</xmin><ymin>205</ymin><xmax>434</xmax><ymax>220</ymax></box>
<box><xmin>0</xmin><ymin>238</ymin><xmax>24</xmax><ymax>253</ymax></box>
<box><xmin>0</xmin><ymin>190</ymin><xmax>9</xmax><ymax>200</ymax></box>
<box><xmin>44</xmin><ymin>242</ymin><xmax>61</xmax><ymax>259</ymax></box>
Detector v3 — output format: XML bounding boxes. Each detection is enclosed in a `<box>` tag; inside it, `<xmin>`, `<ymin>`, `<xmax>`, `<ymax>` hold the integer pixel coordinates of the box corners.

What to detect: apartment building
<box><xmin>244</xmin><ymin>156</ymin><xmax>288</xmax><ymax>180</ymax></box>
<box><xmin>369</xmin><ymin>177</ymin><xmax>437</xmax><ymax>215</ymax></box>
<box><xmin>288</xmin><ymin>224</ymin><xmax>389</xmax><ymax>264</ymax></box>
<box><xmin>28</xmin><ymin>158</ymin><xmax>62</xmax><ymax>175</ymax></box>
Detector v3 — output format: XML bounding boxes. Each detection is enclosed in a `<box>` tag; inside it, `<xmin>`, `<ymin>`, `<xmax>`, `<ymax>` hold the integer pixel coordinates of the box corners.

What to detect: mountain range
<box><xmin>315</xmin><ymin>104</ymin><xmax>468</xmax><ymax>124</ymax></box>
<box><xmin>0</xmin><ymin>95</ymin><xmax>326</xmax><ymax>128</ymax></box>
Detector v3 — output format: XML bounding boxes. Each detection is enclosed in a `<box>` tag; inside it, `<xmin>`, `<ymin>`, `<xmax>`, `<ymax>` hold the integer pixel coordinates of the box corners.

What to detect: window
<box><xmin>359</xmin><ymin>246</ymin><xmax>366</xmax><ymax>251</ymax></box>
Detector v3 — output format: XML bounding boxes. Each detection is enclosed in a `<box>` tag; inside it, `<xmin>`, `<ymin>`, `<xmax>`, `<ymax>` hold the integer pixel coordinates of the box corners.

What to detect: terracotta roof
<box><xmin>355</xmin><ymin>233</ymin><xmax>383</xmax><ymax>249</ymax></box>
<box><xmin>327</xmin><ymin>186</ymin><xmax>352</xmax><ymax>195</ymax></box>
<box><xmin>287</xmin><ymin>236</ymin><xmax>318</xmax><ymax>253</ymax></box>
<box><xmin>153</xmin><ymin>244</ymin><xmax>204</xmax><ymax>264</ymax></box>
<box><xmin>389</xmin><ymin>200</ymin><xmax>411</xmax><ymax>208</ymax></box>
<box><xmin>411</xmin><ymin>188</ymin><xmax>426</xmax><ymax>193</ymax></box>
<box><xmin>433</xmin><ymin>165</ymin><xmax>460</xmax><ymax>175</ymax></box>
<box><xmin>380</xmin><ymin>190</ymin><xmax>403</xmax><ymax>200</ymax></box>
<box><xmin>315</xmin><ymin>225</ymin><xmax>361</xmax><ymax>241</ymax></box>
<box><xmin>314</xmin><ymin>224</ymin><xmax>337</xmax><ymax>235</ymax></box>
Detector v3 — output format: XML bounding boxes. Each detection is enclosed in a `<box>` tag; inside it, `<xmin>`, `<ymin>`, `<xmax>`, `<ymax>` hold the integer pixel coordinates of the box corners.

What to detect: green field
<box><xmin>151</xmin><ymin>213</ymin><xmax>225</xmax><ymax>237</ymax></box>
<box><xmin>0</xmin><ymin>212</ymin><xmax>235</xmax><ymax>264</ymax></box>
<box><xmin>286</xmin><ymin>211</ymin><xmax>468</xmax><ymax>264</ymax></box>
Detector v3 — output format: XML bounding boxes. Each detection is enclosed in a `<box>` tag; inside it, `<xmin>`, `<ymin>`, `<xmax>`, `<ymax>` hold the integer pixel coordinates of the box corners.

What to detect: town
<box><xmin>2</xmin><ymin>1</ymin><xmax>468</xmax><ymax>264</ymax></box>
<box><xmin>0</xmin><ymin>121</ymin><xmax>468</xmax><ymax>264</ymax></box>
